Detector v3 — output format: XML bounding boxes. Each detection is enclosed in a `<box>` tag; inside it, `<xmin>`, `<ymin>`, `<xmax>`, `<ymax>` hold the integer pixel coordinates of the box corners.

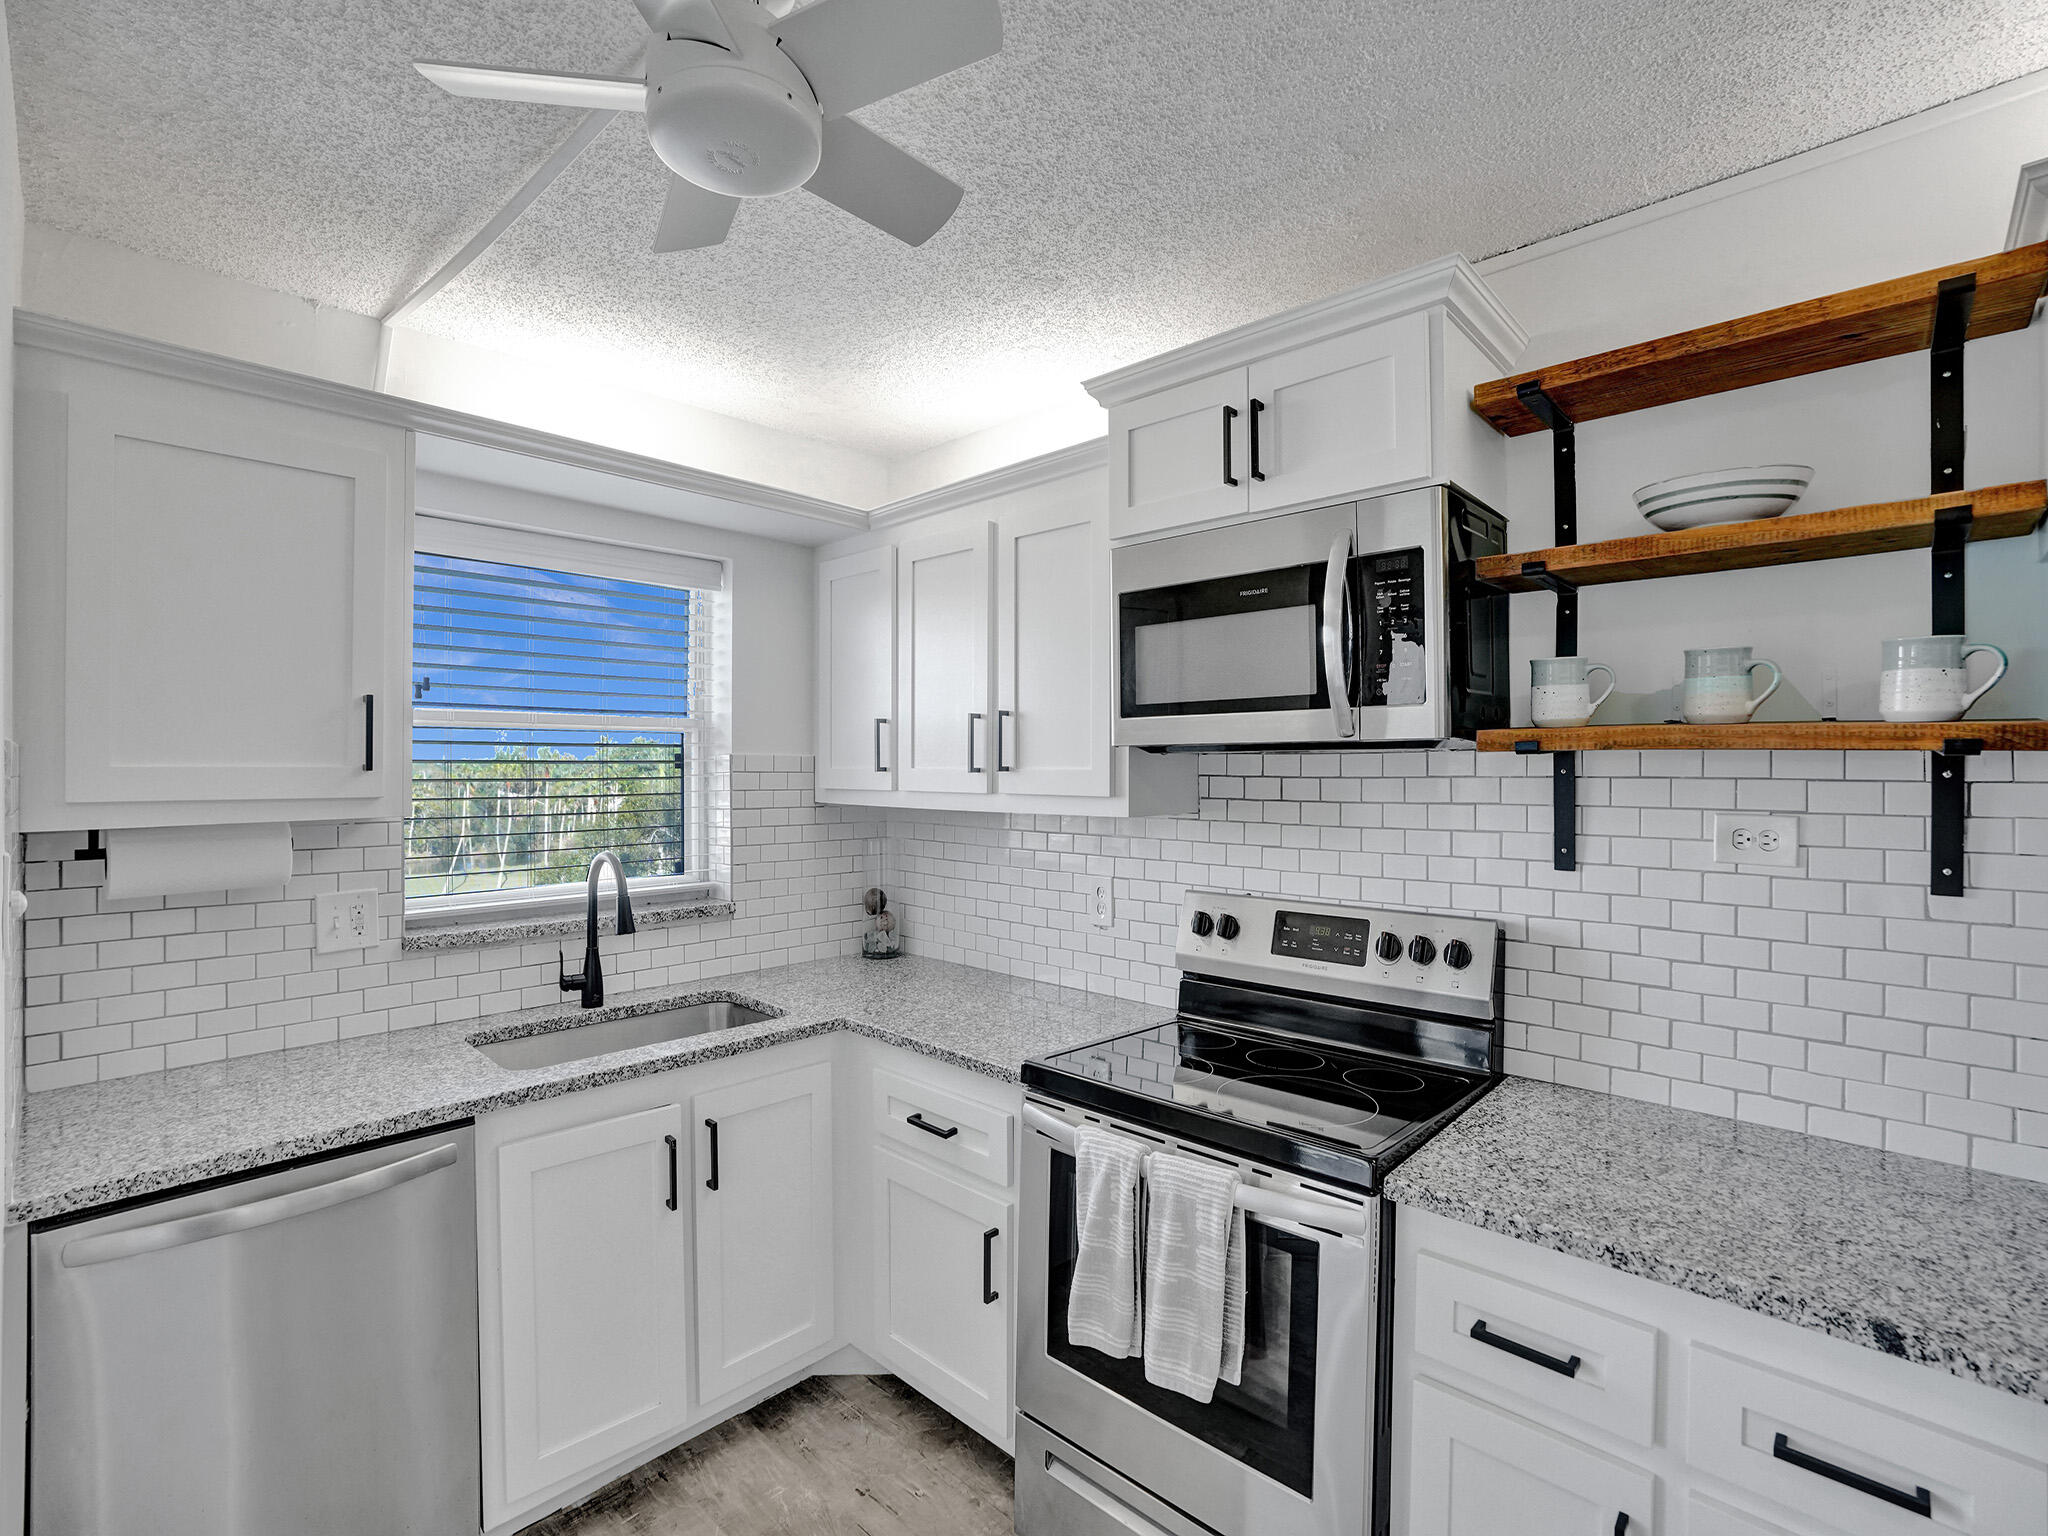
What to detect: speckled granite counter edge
<box><xmin>400</xmin><ymin>899</ymin><xmax>737</xmax><ymax>951</ymax></box>
<box><xmin>1385</xmin><ymin>1169</ymin><xmax>2046</xmax><ymax>1404</ymax></box>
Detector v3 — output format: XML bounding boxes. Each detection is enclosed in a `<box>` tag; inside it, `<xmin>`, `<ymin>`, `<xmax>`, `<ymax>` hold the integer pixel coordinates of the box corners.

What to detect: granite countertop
<box><xmin>9</xmin><ymin>955</ymin><xmax>1167</xmax><ymax>1224</ymax></box>
<box><xmin>1384</xmin><ymin>1077</ymin><xmax>2048</xmax><ymax>1404</ymax></box>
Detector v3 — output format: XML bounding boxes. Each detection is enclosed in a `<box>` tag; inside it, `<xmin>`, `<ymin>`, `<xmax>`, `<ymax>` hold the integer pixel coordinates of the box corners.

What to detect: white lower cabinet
<box><xmin>1408</xmin><ymin>1377</ymin><xmax>1656</xmax><ymax>1535</ymax></box>
<box><xmin>1392</xmin><ymin>1207</ymin><xmax>2048</xmax><ymax>1536</ymax></box>
<box><xmin>691</xmin><ymin>1060</ymin><xmax>837</xmax><ymax>1405</ymax></box>
<box><xmin>483</xmin><ymin>1100</ymin><xmax>690</xmax><ymax>1527</ymax></box>
<box><xmin>871</xmin><ymin>1146</ymin><xmax>1013</xmax><ymax>1444</ymax></box>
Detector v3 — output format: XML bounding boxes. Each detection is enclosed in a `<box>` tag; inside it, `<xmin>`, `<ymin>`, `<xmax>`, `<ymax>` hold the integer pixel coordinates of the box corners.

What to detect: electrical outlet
<box><xmin>1711</xmin><ymin>813</ymin><xmax>1800</xmax><ymax>868</ymax></box>
<box><xmin>315</xmin><ymin>888</ymin><xmax>377</xmax><ymax>953</ymax></box>
<box><xmin>1086</xmin><ymin>876</ymin><xmax>1115</xmax><ymax>930</ymax></box>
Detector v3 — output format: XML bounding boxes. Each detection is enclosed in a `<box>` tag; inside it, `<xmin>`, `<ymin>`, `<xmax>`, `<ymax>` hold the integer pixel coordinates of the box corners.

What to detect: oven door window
<box><xmin>1119</xmin><ymin>562</ymin><xmax>1332</xmax><ymax>718</ymax></box>
<box><xmin>1045</xmin><ymin>1150</ymin><xmax>1320</xmax><ymax>1496</ymax></box>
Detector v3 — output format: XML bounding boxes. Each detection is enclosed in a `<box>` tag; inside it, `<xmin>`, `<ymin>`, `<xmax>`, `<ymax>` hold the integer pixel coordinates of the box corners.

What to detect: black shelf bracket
<box><xmin>1552</xmin><ymin>752</ymin><xmax>1579</xmax><ymax>872</ymax></box>
<box><xmin>1931</xmin><ymin>274</ymin><xmax>1973</xmax><ymax>497</ymax></box>
<box><xmin>73</xmin><ymin>830</ymin><xmax>107</xmax><ymax>863</ymax></box>
<box><xmin>1931</xmin><ymin>502</ymin><xmax>1973</xmax><ymax>637</ymax></box>
<box><xmin>1516</xmin><ymin>381</ymin><xmax>1578</xmax><ymax>546</ymax></box>
<box><xmin>1931</xmin><ymin>738</ymin><xmax>1981</xmax><ymax>898</ymax></box>
<box><xmin>1515</xmin><ymin>382</ymin><xmax>1583</xmax><ymax>871</ymax></box>
<box><xmin>1521</xmin><ymin>559</ymin><xmax>1579</xmax><ymax>656</ymax></box>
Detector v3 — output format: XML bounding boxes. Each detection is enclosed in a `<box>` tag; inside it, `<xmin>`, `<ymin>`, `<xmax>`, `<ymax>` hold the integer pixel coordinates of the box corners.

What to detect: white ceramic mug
<box><xmin>1879</xmin><ymin>635</ymin><xmax>2008</xmax><ymax>723</ymax></box>
<box><xmin>1530</xmin><ymin>657</ymin><xmax>1616</xmax><ymax>729</ymax></box>
<box><xmin>1682</xmin><ymin>646</ymin><xmax>1781</xmax><ymax>724</ymax></box>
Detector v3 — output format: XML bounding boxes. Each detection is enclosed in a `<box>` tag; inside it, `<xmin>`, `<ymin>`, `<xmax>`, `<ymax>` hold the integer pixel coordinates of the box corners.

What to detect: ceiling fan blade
<box><xmin>633</xmin><ymin>0</ymin><xmax>735</xmax><ymax>50</ymax></box>
<box><xmin>774</xmin><ymin>0</ymin><xmax>1001</xmax><ymax>117</ymax></box>
<box><xmin>803</xmin><ymin>117</ymin><xmax>963</xmax><ymax>246</ymax></box>
<box><xmin>415</xmin><ymin>61</ymin><xmax>646</xmax><ymax>112</ymax></box>
<box><xmin>654</xmin><ymin>173</ymin><xmax>741</xmax><ymax>251</ymax></box>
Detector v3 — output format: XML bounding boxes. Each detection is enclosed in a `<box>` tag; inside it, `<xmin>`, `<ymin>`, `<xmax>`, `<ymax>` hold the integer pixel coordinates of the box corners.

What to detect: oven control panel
<box><xmin>1176</xmin><ymin>889</ymin><xmax>1499</xmax><ymax>1019</ymax></box>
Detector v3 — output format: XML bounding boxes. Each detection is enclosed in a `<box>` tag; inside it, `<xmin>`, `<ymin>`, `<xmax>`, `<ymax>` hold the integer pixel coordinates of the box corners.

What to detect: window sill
<box><xmin>400</xmin><ymin>897</ymin><xmax>737</xmax><ymax>953</ymax></box>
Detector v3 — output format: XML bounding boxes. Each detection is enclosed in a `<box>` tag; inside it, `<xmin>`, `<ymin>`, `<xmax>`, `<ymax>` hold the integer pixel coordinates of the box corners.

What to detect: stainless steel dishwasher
<box><xmin>30</xmin><ymin>1124</ymin><xmax>480</xmax><ymax>1536</ymax></box>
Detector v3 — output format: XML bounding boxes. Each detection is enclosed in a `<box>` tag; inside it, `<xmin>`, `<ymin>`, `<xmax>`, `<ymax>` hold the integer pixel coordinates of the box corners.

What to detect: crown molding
<box><xmin>1080</xmin><ymin>253</ymin><xmax>1528</xmax><ymax>408</ymax></box>
<box><xmin>867</xmin><ymin>438</ymin><xmax>1109</xmax><ymax>529</ymax></box>
<box><xmin>13</xmin><ymin>311</ymin><xmax>869</xmax><ymax>532</ymax></box>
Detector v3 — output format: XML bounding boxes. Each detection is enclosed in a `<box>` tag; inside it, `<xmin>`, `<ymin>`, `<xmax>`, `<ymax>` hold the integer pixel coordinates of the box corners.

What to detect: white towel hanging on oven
<box><xmin>1066</xmin><ymin>1124</ymin><xmax>1148</xmax><ymax>1358</ymax></box>
<box><xmin>1141</xmin><ymin>1150</ymin><xmax>1245</xmax><ymax>1402</ymax></box>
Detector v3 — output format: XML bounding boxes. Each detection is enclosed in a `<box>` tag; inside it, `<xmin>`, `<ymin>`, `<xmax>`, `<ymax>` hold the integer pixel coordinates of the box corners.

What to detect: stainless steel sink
<box><xmin>474</xmin><ymin>1000</ymin><xmax>777</xmax><ymax>1071</ymax></box>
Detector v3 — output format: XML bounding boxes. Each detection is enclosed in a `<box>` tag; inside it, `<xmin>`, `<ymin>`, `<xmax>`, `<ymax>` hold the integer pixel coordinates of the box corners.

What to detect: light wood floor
<box><xmin>520</xmin><ymin>1375</ymin><xmax>1015</xmax><ymax>1536</ymax></box>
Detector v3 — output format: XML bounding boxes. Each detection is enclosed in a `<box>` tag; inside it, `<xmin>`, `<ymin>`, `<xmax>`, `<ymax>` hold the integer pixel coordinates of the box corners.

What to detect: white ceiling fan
<box><xmin>415</xmin><ymin>0</ymin><xmax>1001</xmax><ymax>252</ymax></box>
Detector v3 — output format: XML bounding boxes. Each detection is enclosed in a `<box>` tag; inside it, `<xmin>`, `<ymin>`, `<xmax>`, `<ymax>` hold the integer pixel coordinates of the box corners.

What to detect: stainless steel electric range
<box><xmin>1014</xmin><ymin>890</ymin><xmax>1504</xmax><ymax>1536</ymax></box>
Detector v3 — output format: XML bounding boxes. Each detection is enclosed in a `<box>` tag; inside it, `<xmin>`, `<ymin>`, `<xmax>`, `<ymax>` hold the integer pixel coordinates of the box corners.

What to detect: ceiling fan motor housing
<box><xmin>645</xmin><ymin>36</ymin><xmax>823</xmax><ymax>197</ymax></box>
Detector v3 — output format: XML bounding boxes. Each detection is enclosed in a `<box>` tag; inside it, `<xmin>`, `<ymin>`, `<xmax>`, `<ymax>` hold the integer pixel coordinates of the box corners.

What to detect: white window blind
<box><xmin>407</xmin><ymin>521</ymin><xmax>725</xmax><ymax>919</ymax></box>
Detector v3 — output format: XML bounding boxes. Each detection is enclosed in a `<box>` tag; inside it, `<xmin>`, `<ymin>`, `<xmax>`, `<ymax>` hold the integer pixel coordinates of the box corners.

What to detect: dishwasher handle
<box><xmin>60</xmin><ymin>1141</ymin><xmax>462</xmax><ymax>1268</ymax></box>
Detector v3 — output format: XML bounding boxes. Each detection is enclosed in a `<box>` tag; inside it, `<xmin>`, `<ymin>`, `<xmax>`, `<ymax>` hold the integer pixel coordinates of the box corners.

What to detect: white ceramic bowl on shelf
<box><xmin>1633</xmin><ymin>464</ymin><xmax>1813</xmax><ymax>531</ymax></box>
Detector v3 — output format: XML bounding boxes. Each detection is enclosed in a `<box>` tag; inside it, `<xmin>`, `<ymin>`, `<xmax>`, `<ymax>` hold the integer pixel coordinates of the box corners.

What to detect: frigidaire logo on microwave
<box><xmin>1239</xmin><ymin>587</ymin><xmax>1268</xmax><ymax>597</ymax></box>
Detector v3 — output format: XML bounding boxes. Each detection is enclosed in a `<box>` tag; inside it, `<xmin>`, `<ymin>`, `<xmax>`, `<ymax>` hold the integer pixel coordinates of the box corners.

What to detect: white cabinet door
<box><xmin>872</xmin><ymin>1147</ymin><xmax>1013</xmax><ymax>1445</ymax></box>
<box><xmin>896</xmin><ymin>524</ymin><xmax>993</xmax><ymax>795</ymax></box>
<box><xmin>993</xmin><ymin>495</ymin><xmax>1113</xmax><ymax>798</ymax></box>
<box><xmin>1409</xmin><ymin>1378</ymin><xmax>1657</xmax><ymax>1536</ymax></box>
<box><xmin>489</xmin><ymin>1103</ymin><xmax>689</xmax><ymax>1522</ymax></box>
<box><xmin>815</xmin><ymin>546</ymin><xmax>897</xmax><ymax>794</ymax></box>
<box><xmin>1107</xmin><ymin>369</ymin><xmax>1249</xmax><ymax>540</ymax></box>
<box><xmin>1247</xmin><ymin>311</ymin><xmax>1433</xmax><ymax>514</ymax></box>
<box><xmin>692</xmin><ymin>1060</ymin><xmax>836</xmax><ymax>1404</ymax></box>
<box><xmin>58</xmin><ymin>376</ymin><xmax>403</xmax><ymax>814</ymax></box>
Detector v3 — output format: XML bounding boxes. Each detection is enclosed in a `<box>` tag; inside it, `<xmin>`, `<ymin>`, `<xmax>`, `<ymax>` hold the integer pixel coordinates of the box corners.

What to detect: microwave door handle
<box><xmin>1322</xmin><ymin>529</ymin><xmax>1357</xmax><ymax>738</ymax></box>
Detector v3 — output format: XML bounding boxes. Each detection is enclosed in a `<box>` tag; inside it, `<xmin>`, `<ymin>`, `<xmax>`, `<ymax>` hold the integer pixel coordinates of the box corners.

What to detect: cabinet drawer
<box><xmin>872</xmin><ymin>1067</ymin><xmax>1014</xmax><ymax>1186</ymax></box>
<box><xmin>1411</xmin><ymin>1249</ymin><xmax>1659</xmax><ymax>1446</ymax></box>
<box><xmin>1687</xmin><ymin>1344</ymin><xmax>2048</xmax><ymax>1535</ymax></box>
<box><xmin>1684</xmin><ymin>1491</ymin><xmax>1800</xmax><ymax>1536</ymax></box>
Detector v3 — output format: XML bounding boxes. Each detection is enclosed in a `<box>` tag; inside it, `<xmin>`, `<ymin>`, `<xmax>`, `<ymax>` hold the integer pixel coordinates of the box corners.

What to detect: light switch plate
<box><xmin>1710</xmin><ymin>813</ymin><xmax>1800</xmax><ymax>867</ymax></box>
<box><xmin>1086</xmin><ymin>876</ymin><xmax>1115</xmax><ymax>930</ymax></box>
<box><xmin>315</xmin><ymin>888</ymin><xmax>377</xmax><ymax>952</ymax></box>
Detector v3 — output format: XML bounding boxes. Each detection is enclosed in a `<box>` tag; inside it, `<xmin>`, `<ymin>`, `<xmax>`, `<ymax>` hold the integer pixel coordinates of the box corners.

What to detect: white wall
<box><xmin>415</xmin><ymin>471</ymin><xmax>814</xmax><ymax>757</ymax></box>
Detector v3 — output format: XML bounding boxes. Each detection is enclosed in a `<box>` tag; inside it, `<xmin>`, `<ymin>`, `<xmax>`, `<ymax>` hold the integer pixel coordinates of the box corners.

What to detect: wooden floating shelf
<box><xmin>1473</xmin><ymin>481</ymin><xmax>2047</xmax><ymax>592</ymax></box>
<box><xmin>1470</xmin><ymin>242</ymin><xmax>2048</xmax><ymax>436</ymax></box>
<box><xmin>1477</xmin><ymin>721</ymin><xmax>2048</xmax><ymax>754</ymax></box>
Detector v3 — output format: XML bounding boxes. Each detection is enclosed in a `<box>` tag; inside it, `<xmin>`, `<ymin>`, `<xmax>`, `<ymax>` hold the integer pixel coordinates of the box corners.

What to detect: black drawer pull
<box><xmin>704</xmin><ymin>1118</ymin><xmax>720</xmax><ymax>1191</ymax></box>
<box><xmin>1248</xmin><ymin>397</ymin><xmax>1266</xmax><ymax>481</ymax></box>
<box><xmin>1221</xmin><ymin>404</ymin><xmax>1239</xmax><ymax>487</ymax></box>
<box><xmin>907</xmin><ymin>1112</ymin><xmax>959</xmax><ymax>1139</ymax></box>
<box><xmin>664</xmin><ymin>1134</ymin><xmax>678</xmax><ymax>1211</ymax></box>
<box><xmin>982</xmin><ymin>1227</ymin><xmax>1000</xmax><ymax>1305</ymax></box>
<box><xmin>1469</xmin><ymin>1319</ymin><xmax>1581</xmax><ymax>1378</ymax></box>
<box><xmin>1613</xmin><ymin>1516</ymin><xmax>1628</xmax><ymax>1535</ymax></box>
<box><xmin>362</xmin><ymin>693</ymin><xmax>375</xmax><ymax>772</ymax></box>
<box><xmin>1772</xmin><ymin>1432</ymin><xmax>1931</xmax><ymax>1518</ymax></box>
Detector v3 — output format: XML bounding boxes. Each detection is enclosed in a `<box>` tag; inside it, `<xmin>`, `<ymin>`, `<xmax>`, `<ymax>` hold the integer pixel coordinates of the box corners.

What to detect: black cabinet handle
<box><xmin>982</xmin><ymin>1227</ymin><xmax>1000</xmax><ymax>1304</ymax></box>
<box><xmin>997</xmin><ymin>709</ymin><xmax>1013</xmax><ymax>772</ymax></box>
<box><xmin>664</xmin><ymin>1134</ymin><xmax>678</xmax><ymax>1211</ymax></box>
<box><xmin>1614</xmin><ymin>1516</ymin><xmax>1628</xmax><ymax>1535</ymax></box>
<box><xmin>1772</xmin><ymin>1432</ymin><xmax>1932</xmax><ymax>1518</ymax></box>
<box><xmin>1469</xmin><ymin>1319</ymin><xmax>1581</xmax><ymax>1378</ymax></box>
<box><xmin>968</xmin><ymin>712</ymin><xmax>984</xmax><ymax>772</ymax></box>
<box><xmin>873</xmin><ymin>717</ymin><xmax>888</xmax><ymax>773</ymax></box>
<box><xmin>907</xmin><ymin>1112</ymin><xmax>959</xmax><ymax>1140</ymax></box>
<box><xmin>1222</xmin><ymin>404</ymin><xmax>1239</xmax><ymax>487</ymax></box>
<box><xmin>363</xmin><ymin>693</ymin><xmax>375</xmax><ymax>772</ymax></box>
<box><xmin>1249</xmin><ymin>397</ymin><xmax>1266</xmax><ymax>481</ymax></box>
<box><xmin>704</xmin><ymin>1118</ymin><xmax>720</xmax><ymax>1191</ymax></box>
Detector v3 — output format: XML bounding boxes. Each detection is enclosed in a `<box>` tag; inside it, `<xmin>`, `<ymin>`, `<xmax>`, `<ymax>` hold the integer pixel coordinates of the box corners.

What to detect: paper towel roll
<box><xmin>103</xmin><ymin>824</ymin><xmax>296</xmax><ymax>900</ymax></box>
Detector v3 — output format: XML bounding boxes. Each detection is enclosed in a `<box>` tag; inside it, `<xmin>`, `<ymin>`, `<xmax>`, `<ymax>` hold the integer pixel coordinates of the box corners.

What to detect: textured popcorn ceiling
<box><xmin>12</xmin><ymin>0</ymin><xmax>2048</xmax><ymax>457</ymax></box>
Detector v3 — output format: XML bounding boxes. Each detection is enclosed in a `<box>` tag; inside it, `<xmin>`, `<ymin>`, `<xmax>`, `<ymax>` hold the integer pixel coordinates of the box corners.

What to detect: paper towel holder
<box><xmin>74</xmin><ymin>831</ymin><xmax>107</xmax><ymax>863</ymax></box>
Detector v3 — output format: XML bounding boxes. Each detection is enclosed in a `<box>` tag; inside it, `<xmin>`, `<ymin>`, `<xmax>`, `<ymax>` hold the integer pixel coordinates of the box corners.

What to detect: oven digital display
<box><xmin>1270</xmin><ymin>910</ymin><xmax>1371</xmax><ymax>965</ymax></box>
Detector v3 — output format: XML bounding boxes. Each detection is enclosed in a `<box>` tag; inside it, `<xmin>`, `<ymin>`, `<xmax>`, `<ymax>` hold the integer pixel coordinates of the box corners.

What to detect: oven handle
<box><xmin>1023</xmin><ymin>1104</ymin><xmax>1370</xmax><ymax>1237</ymax></box>
<box><xmin>1322</xmin><ymin>528</ymin><xmax>1357</xmax><ymax>739</ymax></box>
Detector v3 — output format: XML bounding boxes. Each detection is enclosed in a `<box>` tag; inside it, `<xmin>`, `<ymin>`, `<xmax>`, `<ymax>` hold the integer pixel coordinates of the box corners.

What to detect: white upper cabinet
<box><xmin>895</xmin><ymin>523</ymin><xmax>995</xmax><ymax>795</ymax></box>
<box><xmin>814</xmin><ymin>546</ymin><xmax>897</xmax><ymax>794</ymax></box>
<box><xmin>1089</xmin><ymin>255</ymin><xmax>1526</xmax><ymax>542</ymax></box>
<box><xmin>15</xmin><ymin>349</ymin><xmax>408</xmax><ymax>831</ymax></box>
<box><xmin>994</xmin><ymin>490</ymin><xmax>1113</xmax><ymax>798</ymax></box>
<box><xmin>691</xmin><ymin>1059</ymin><xmax>837</xmax><ymax>1406</ymax></box>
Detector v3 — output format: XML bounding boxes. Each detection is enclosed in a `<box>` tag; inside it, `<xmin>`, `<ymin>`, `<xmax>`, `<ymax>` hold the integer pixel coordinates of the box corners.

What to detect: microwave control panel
<box><xmin>1360</xmin><ymin>547</ymin><xmax>1427</xmax><ymax>707</ymax></box>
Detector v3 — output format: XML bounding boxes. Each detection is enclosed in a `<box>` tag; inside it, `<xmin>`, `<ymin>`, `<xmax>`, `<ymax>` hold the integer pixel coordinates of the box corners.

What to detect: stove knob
<box><xmin>1409</xmin><ymin>935</ymin><xmax>1437</xmax><ymax>966</ymax></box>
<box><xmin>1217</xmin><ymin>914</ymin><xmax>1241</xmax><ymax>941</ymax></box>
<box><xmin>1190</xmin><ymin>911</ymin><xmax>1215</xmax><ymax>938</ymax></box>
<box><xmin>1375</xmin><ymin>931</ymin><xmax>1403</xmax><ymax>963</ymax></box>
<box><xmin>1443</xmin><ymin>939</ymin><xmax>1474</xmax><ymax>971</ymax></box>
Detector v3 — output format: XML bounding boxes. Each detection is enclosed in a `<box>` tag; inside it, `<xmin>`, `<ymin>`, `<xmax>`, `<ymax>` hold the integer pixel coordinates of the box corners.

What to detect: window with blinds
<box><xmin>406</xmin><ymin>532</ymin><xmax>722</xmax><ymax>917</ymax></box>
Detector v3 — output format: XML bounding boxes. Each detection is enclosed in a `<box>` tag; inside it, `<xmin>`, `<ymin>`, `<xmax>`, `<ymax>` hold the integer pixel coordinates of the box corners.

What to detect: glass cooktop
<box><xmin>1025</xmin><ymin>1017</ymin><xmax>1491</xmax><ymax>1187</ymax></box>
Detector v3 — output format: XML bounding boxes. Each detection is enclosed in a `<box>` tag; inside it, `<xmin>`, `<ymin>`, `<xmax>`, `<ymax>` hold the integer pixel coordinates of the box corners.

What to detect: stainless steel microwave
<box><xmin>1112</xmin><ymin>486</ymin><xmax>1510</xmax><ymax>749</ymax></box>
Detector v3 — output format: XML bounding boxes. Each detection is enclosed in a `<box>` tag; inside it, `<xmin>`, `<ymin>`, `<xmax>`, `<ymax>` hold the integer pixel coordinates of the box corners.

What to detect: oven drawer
<box><xmin>1409</xmin><ymin>1249</ymin><xmax>1659</xmax><ymax>1446</ymax></box>
<box><xmin>1686</xmin><ymin>1344</ymin><xmax>2048</xmax><ymax>1534</ymax></box>
<box><xmin>1015</xmin><ymin>1414</ymin><xmax>1217</xmax><ymax>1536</ymax></box>
<box><xmin>873</xmin><ymin>1067</ymin><xmax>1014</xmax><ymax>1187</ymax></box>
